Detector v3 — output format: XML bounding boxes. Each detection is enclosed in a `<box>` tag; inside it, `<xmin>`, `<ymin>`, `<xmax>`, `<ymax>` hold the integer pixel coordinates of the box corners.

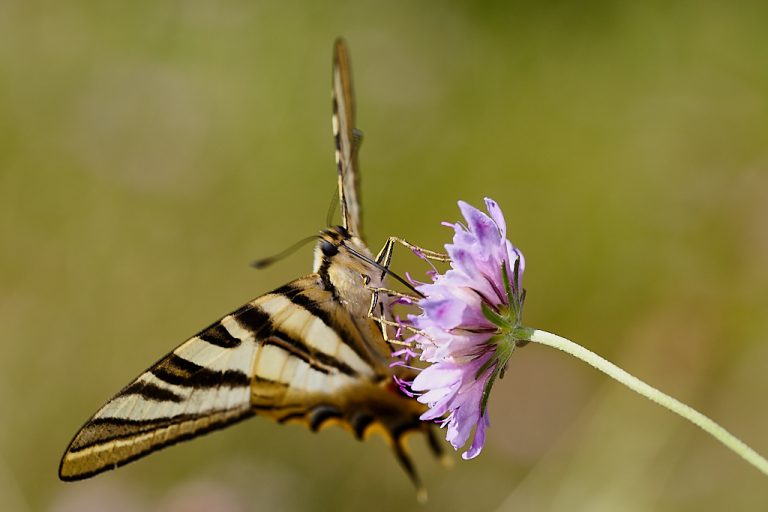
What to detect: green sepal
<box><xmin>502</xmin><ymin>261</ymin><xmax>525</xmax><ymax>326</ymax></box>
<box><xmin>478</xmin><ymin>336</ymin><xmax>515</xmax><ymax>415</ymax></box>
<box><xmin>476</xmin><ymin>345</ymin><xmax>499</xmax><ymax>379</ymax></box>
<box><xmin>480</xmin><ymin>367</ymin><xmax>500</xmax><ymax>416</ymax></box>
<box><xmin>481</xmin><ymin>302</ymin><xmax>513</xmax><ymax>330</ymax></box>
<box><xmin>501</xmin><ymin>261</ymin><xmax>515</xmax><ymax>308</ymax></box>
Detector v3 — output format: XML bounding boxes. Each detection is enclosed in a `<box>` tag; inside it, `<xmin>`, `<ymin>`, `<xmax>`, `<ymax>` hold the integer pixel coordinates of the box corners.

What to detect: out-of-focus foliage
<box><xmin>2</xmin><ymin>1</ymin><xmax>767</xmax><ymax>511</ymax></box>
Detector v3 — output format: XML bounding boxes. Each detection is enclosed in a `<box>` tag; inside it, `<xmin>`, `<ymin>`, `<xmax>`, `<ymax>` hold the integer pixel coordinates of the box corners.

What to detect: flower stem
<box><xmin>527</xmin><ymin>328</ymin><xmax>768</xmax><ymax>476</ymax></box>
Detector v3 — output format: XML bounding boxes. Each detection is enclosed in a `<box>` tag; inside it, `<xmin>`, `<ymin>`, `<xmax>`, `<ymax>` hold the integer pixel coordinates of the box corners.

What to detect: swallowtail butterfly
<box><xmin>59</xmin><ymin>39</ymin><xmax>443</xmax><ymax>497</ymax></box>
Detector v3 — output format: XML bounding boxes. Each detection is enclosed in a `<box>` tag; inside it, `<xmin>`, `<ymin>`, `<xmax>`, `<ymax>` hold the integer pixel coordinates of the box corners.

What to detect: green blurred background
<box><xmin>2</xmin><ymin>1</ymin><xmax>768</xmax><ymax>510</ymax></box>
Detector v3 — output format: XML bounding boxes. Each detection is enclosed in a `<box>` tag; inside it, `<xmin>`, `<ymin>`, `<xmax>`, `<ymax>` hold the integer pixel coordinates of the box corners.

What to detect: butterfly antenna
<box><xmin>251</xmin><ymin>235</ymin><xmax>319</xmax><ymax>269</ymax></box>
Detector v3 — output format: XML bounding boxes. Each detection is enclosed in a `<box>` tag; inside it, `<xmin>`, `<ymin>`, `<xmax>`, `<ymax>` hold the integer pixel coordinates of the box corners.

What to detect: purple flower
<box><xmin>408</xmin><ymin>198</ymin><xmax>527</xmax><ymax>460</ymax></box>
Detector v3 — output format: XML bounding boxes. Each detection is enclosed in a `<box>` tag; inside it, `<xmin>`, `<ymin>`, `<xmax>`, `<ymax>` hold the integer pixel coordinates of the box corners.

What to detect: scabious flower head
<box><xmin>390</xmin><ymin>198</ymin><xmax>768</xmax><ymax>482</ymax></box>
<box><xmin>408</xmin><ymin>198</ymin><xmax>527</xmax><ymax>460</ymax></box>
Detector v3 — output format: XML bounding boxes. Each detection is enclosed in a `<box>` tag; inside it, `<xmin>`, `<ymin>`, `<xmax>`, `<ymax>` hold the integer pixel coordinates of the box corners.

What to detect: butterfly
<box><xmin>58</xmin><ymin>38</ymin><xmax>444</xmax><ymax>497</ymax></box>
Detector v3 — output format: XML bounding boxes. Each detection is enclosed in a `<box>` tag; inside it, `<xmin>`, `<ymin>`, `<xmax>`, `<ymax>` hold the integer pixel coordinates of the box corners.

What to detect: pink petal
<box><xmin>484</xmin><ymin>197</ymin><xmax>507</xmax><ymax>240</ymax></box>
<box><xmin>411</xmin><ymin>364</ymin><xmax>462</xmax><ymax>391</ymax></box>
<box><xmin>458</xmin><ymin>201</ymin><xmax>501</xmax><ymax>248</ymax></box>
<box><xmin>420</xmin><ymin>299</ymin><xmax>466</xmax><ymax>330</ymax></box>
<box><xmin>462</xmin><ymin>413</ymin><xmax>490</xmax><ymax>460</ymax></box>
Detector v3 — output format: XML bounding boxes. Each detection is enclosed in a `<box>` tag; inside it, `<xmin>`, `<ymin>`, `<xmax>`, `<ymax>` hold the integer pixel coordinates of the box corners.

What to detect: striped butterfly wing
<box><xmin>59</xmin><ymin>314</ymin><xmax>258</xmax><ymax>481</ymax></box>
<box><xmin>59</xmin><ymin>276</ymin><xmax>434</xmax><ymax>486</ymax></box>
<box><xmin>333</xmin><ymin>38</ymin><xmax>364</xmax><ymax>239</ymax></box>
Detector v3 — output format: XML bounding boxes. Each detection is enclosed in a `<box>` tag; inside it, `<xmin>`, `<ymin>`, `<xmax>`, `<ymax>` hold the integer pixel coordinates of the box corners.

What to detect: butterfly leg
<box><xmin>364</xmin><ymin>280</ymin><xmax>420</xmax><ymax>347</ymax></box>
<box><xmin>365</xmin><ymin>286</ymin><xmax>421</xmax><ymax>346</ymax></box>
<box><xmin>366</xmin><ymin>237</ymin><xmax>446</xmax><ymax>346</ymax></box>
<box><xmin>367</xmin><ymin>235</ymin><xmax>447</xmax><ymax>316</ymax></box>
<box><xmin>364</xmin><ymin>238</ymin><xmax>399</xmax><ymax>344</ymax></box>
<box><xmin>371</xmin><ymin>237</ymin><xmax>448</xmax><ymax>289</ymax></box>
<box><xmin>363</xmin><ymin>275</ymin><xmax>395</xmax><ymax>344</ymax></box>
<box><xmin>376</xmin><ymin>236</ymin><xmax>450</xmax><ymax>264</ymax></box>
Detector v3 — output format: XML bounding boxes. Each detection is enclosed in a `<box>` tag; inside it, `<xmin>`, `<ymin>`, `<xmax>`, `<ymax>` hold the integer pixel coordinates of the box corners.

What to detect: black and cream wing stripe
<box><xmin>59</xmin><ymin>276</ymin><xmax>384</xmax><ymax>481</ymax></box>
<box><xmin>333</xmin><ymin>37</ymin><xmax>364</xmax><ymax>239</ymax></box>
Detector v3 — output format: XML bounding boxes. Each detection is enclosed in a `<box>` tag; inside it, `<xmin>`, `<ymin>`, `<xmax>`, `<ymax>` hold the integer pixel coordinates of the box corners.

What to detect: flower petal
<box><xmin>412</xmin><ymin>364</ymin><xmax>462</xmax><ymax>391</ymax></box>
<box><xmin>484</xmin><ymin>197</ymin><xmax>506</xmax><ymax>240</ymax></box>
<box><xmin>459</xmin><ymin>200</ymin><xmax>501</xmax><ymax>248</ymax></box>
<box><xmin>419</xmin><ymin>299</ymin><xmax>466</xmax><ymax>331</ymax></box>
<box><xmin>462</xmin><ymin>413</ymin><xmax>489</xmax><ymax>460</ymax></box>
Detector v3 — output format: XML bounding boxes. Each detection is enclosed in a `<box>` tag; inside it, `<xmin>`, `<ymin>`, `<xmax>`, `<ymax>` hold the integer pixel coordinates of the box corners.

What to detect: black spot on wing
<box><xmin>233</xmin><ymin>306</ymin><xmax>273</xmax><ymax>337</ymax></box>
<box><xmin>151</xmin><ymin>355</ymin><xmax>250</xmax><ymax>388</ymax></box>
<box><xmin>350</xmin><ymin>411</ymin><xmax>375</xmax><ymax>439</ymax></box>
<box><xmin>313</xmin><ymin>349</ymin><xmax>357</xmax><ymax>377</ymax></box>
<box><xmin>265</xmin><ymin>332</ymin><xmax>330</xmax><ymax>376</ymax></box>
<box><xmin>273</xmin><ymin>282</ymin><xmax>335</xmax><ymax>327</ymax></box>
<box><xmin>199</xmin><ymin>323</ymin><xmax>241</xmax><ymax>348</ymax></box>
<box><xmin>122</xmin><ymin>380</ymin><xmax>183</xmax><ymax>403</ymax></box>
<box><xmin>267</xmin><ymin>329</ymin><xmax>358</xmax><ymax>377</ymax></box>
<box><xmin>309</xmin><ymin>404</ymin><xmax>343</xmax><ymax>431</ymax></box>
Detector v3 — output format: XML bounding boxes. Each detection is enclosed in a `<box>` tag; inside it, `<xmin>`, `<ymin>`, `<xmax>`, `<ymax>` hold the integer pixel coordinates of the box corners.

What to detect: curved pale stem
<box><xmin>528</xmin><ymin>328</ymin><xmax>768</xmax><ymax>477</ymax></box>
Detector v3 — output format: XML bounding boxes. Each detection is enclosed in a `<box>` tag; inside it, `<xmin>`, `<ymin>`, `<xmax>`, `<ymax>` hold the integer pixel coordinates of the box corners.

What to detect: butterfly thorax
<box><xmin>313</xmin><ymin>226</ymin><xmax>383</xmax><ymax>319</ymax></box>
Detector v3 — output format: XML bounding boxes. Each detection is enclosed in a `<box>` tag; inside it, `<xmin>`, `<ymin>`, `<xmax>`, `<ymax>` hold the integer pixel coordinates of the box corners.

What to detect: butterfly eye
<box><xmin>321</xmin><ymin>240</ymin><xmax>339</xmax><ymax>257</ymax></box>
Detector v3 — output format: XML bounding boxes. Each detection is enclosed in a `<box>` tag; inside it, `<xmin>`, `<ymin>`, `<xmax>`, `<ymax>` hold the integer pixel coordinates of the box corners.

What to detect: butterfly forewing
<box><xmin>333</xmin><ymin>38</ymin><xmax>364</xmax><ymax>239</ymax></box>
<box><xmin>59</xmin><ymin>312</ymin><xmax>260</xmax><ymax>480</ymax></box>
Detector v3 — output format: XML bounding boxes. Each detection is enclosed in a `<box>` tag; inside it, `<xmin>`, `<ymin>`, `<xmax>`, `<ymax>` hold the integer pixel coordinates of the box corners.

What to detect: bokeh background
<box><xmin>2</xmin><ymin>1</ymin><xmax>768</xmax><ymax>511</ymax></box>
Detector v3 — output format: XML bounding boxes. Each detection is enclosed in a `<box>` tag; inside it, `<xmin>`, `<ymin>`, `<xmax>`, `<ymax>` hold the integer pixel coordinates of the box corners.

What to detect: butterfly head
<box><xmin>314</xmin><ymin>225</ymin><xmax>383</xmax><ymax>312</ymax></box>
